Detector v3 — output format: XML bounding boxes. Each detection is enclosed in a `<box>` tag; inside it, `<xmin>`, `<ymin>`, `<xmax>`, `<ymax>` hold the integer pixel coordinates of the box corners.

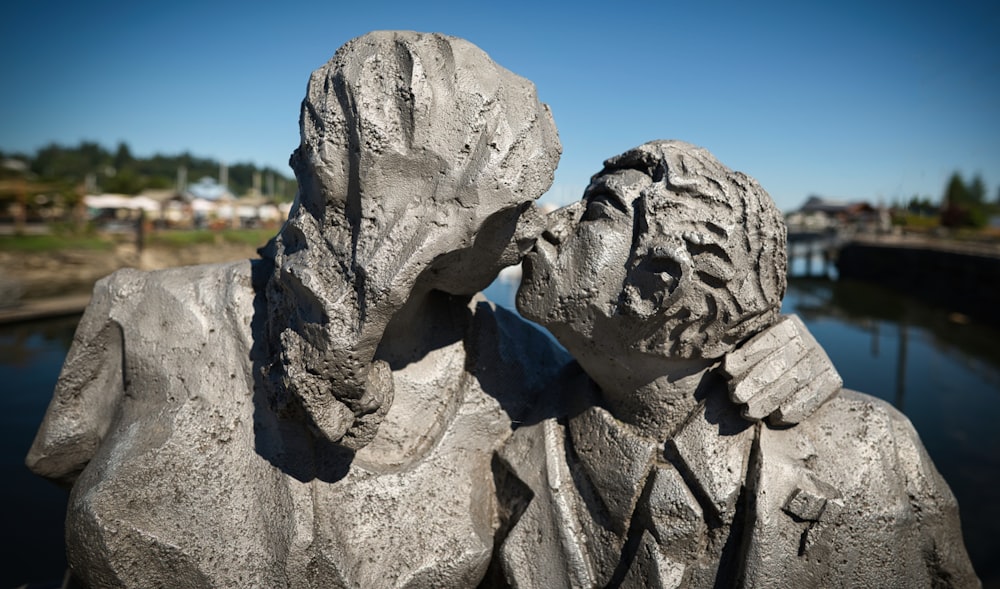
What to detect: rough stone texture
<box><xmin>721</xmin><ymin>314</ymin><xmax>842</xmax><ymax>424</ymax></box>
<box><xmin>266</xmin><ymin>30</ymin><xmax>560</xmax><ymax>448</ymax></box>
<box><xmin>503</xmin><ymin>140</ymin><xmax>980</xmax><ymax>587</ymax></box>
<box><xmin>26</xmin><ymin>35</ymin><xmax>978</xmax><ymax>588</ymax></box>
<box><xmin>26</xmin><ymin>31</ymin><xmax>569</xmax><ymax>588</ymax></box>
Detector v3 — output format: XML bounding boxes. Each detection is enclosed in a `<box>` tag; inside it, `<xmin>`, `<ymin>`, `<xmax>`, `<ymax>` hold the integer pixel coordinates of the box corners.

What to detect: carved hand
<box><xmin>720</xmin><ymin>314</ymin><xmax>842</xmax><ymax>425</ymax></box>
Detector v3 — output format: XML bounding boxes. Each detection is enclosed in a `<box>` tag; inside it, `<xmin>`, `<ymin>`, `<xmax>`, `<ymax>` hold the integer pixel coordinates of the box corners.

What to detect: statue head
<box><xmin>278</xmin><ymin>30</ymin><xmax>560</xmax><ymax>301</ymax></box>
<box><xmin>518</xmin><ymin>140</ymin><xmax>786</xmax><ymax>367</ymax></box>
<box><xmin>262</xmin><ymin>31</ymin><xmax>560</xmax><ymax>447</ymax></box>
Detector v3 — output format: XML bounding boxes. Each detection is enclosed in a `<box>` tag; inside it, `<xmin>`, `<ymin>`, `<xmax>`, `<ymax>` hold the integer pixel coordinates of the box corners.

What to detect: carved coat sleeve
<box><xmin>25</xmin><ymin>270</ymin><xmax>134</xmax><ymax>486</ymax></box>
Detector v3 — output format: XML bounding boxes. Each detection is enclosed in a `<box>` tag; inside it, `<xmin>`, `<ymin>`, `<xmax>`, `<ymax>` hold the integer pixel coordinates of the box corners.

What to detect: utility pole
<box><xmin>219</xmin><ymin>162</ymin><xmax>229</xmax><ymax>193</ymax></box>
<box><xmin>177</xmin><ymin>166</ymin><xmax>188</xmax><ymax>195</ymax></box>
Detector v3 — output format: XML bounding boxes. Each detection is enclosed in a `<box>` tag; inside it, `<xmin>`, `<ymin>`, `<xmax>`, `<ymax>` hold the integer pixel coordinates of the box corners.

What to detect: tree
<box><xmin>944</xmin><ymin>173</ymin><xmax>970</xmax><ymax>207</ymax></box>
<box><xmin>968</xmin><ymin>174</ymin><xmax>986</xmax><ymax>205</ymax></box>
<box><xmin>113</xmin><ymin>142</ymin><xmax>134</xmax><ymax>171</ymax></box>
<box><xmin>941</xmin><ymin>172</ymin><xmax>989</xmax><ymax>229</ymax></box>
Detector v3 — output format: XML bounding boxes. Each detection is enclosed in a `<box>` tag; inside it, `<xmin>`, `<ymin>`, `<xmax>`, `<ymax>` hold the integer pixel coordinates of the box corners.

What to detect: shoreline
<box><xmin>0</xmin><ymin>241</ymin><xmax>262</xmax><ymax>325</ymax></box>
<box><xmin>0</xmin><ymin>293</ymin><xmax>92</xmax><ymax>325</ymax></box>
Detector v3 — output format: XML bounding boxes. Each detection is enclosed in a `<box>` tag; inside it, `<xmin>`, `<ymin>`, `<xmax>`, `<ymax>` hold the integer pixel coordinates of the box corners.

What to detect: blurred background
<box><xmin>2</xmin><ymin>0</ymin><xmax>998</xmax><ymax>587</ymax></box>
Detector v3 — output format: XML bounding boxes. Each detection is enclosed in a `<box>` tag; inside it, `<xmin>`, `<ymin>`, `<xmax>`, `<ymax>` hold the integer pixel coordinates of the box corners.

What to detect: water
<box><xmin>1</xmin><ymin>316</ymin><xmax>75</xmax><ymax>588</ymax></box>
<box><xmin>4</xmin><ymin>276</ymin><xmax>999</xmax><ymax>586</ymax></box>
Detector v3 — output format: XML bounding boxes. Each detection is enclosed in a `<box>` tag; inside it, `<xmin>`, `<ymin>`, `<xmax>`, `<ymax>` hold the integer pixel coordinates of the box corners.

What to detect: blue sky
<box><xmin>2</xmin><ymin>0</ymin><xmax>998</xmax><ymax>211</ymax></box>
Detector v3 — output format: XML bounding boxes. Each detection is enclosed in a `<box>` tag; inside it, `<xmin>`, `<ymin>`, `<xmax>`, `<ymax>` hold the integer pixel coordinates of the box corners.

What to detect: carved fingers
<box><xmin>720</xmin><ymin>315</ymin><xmax>842</xmax><ymax>425</ymax></box>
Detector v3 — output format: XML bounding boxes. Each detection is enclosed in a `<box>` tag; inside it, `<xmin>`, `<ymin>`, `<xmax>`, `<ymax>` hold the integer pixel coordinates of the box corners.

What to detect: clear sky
<box><xmin>2</xmin><ymin>0</ymin><xmax>998</xmax><ymax>211</ymax></box>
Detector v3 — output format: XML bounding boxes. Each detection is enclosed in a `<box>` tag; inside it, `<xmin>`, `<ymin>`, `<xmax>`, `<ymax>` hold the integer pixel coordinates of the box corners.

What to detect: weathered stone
<box><xmin>620</xmin><ymin>530</ymin><xmax>685</xmax><ymax>589</ymax></box>
<box><xmin>27</xmin><ymin>31</ymin><xmax>568</xmax><ymax>588</ymax></box>
<box><xmin>645</xmin><ymin>464</ymin><xmax>706</xmax><ymax>559</ymax></box>
<box><xmin>25</xmin><ymin>34</ymin><xmax>978</xmax><ymax>589</ymax></box>
<box><xmin>568</xmin><ymin>405</ymin><xmax>656</xmax><ymax>532</ymax></box>
<box><xmin>505</xmin><ymin>140</ymin><xmax>979</xmax><ymax>588</ymax></box>
<box><xmin>667</xmin><ymin>392</ymin><xmax>755</xmax><ymax>523</ymax></box>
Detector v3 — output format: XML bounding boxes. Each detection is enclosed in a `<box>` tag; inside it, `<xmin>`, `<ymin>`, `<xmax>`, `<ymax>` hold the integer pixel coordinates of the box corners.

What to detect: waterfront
<box><xmin>2</xmin><ymin>276</ymin><xmax>999</xmax><ymax>586</ymax></box>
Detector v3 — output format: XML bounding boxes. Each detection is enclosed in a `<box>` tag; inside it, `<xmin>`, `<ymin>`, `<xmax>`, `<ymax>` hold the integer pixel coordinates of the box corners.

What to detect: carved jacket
<box><xmin>27</xmin><ymin>260</ymin><xmax>571</xmax><ymax>588</ymax></box>
<box><xmin>495</xmin><ymin>365</ymin><xmax>980</xmax><ymax>588</ymax></box>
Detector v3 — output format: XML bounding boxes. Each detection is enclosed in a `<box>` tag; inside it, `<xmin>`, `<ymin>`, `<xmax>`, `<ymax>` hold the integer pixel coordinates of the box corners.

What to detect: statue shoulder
<box><xmin>96</xmin><ymin>259</ymin><xmax>254</xmax><ymax>325</ymax></box>
<box><xmin>751</xmin><ymin>388</ymin><xmax>980</xmax><ymax>587</ymax></box>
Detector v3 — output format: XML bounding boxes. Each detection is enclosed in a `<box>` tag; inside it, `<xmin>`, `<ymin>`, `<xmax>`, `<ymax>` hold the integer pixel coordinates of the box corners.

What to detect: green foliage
<box><xmin>968</xmin><ymin>175</ymin><xmax>987</xmax><ymax>207</ymax></box>
<box><xmin>12</xmin><ymin>140</ymin><xmax>296</xmax><ymax>200</ymax></box>
<box><xmin>906</xmin><ymin>195</ymin><xmax>937</xmax><ymax>216</ymax></box>
<box><xmin>146</xmin><ymin>228</ymin><xmax>274</xmax><ymax>248</ymax></box>
<box><xmin>941</xmin><ymin>171</ymin><xmax>996</xmax><ymax>229</ymax></box>
<box><xmin>899</xmin><ymin>214</ymin><xmax>940</xmax><ymax>229</ymax></box>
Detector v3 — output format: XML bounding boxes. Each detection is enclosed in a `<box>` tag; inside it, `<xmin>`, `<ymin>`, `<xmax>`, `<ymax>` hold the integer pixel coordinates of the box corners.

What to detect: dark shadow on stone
<box><xmin>478</xmin><ymin>453</ymin><xmax>534</xmax><ymax>589</ymax></box>
<box><xmin>249</xmin><ymin>258</ymin><xmax>356</xmax><ymax>484</ymax></box>
<box><xmin>697</xmin><ymin>371</ymin><xmax>753</xmax><ymax>437</ymax></box>
<box><xmin>466</xmin><ymin>300</ymin><xmax>572</xmax><ymax>428</ymax></box>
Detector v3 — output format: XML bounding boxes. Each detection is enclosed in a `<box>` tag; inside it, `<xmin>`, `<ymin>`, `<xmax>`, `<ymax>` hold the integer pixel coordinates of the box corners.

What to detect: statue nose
<box><xmin>541</xmin><ymin>226</ymin><xmax>564</xmax><ymax>245</ymax></box>
<box><xmin>541</xmin><ymin>201</ymin><xmax>583</xmax><ymax>245</ymax></box>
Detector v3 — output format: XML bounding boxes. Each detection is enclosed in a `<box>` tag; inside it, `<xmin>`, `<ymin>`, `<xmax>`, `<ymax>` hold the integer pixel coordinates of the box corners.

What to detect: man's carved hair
<box><xmin>604</xmin><ymin>140</ymin><xmax>787</xmax><ymax>359</ymax></box>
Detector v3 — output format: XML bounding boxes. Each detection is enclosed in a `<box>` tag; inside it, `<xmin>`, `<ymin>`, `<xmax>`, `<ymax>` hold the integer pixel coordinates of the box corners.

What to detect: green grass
<box><xmin>0</xmin><ymin>228</ymin><xmax>275</xmax><ymax>253</ymax></box>
<box><xmin>896</xmin><ymin>214</ymin><xmax>940</xmax><ymax>229</ymax></box>
<box><xmin>0</xmin><ymin>233</ymin><xmax>113</xmax><ymax>252</ymax></box>
<box><xmin>146</xmin><ymin>228</ymin><xmax>274</xmax><ymax>248</ymax></box>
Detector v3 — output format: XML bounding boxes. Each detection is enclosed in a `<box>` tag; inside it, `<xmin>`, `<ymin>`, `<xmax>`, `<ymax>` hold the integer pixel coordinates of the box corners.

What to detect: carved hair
<box><xmin>289</xmin><ymin>31</ymin><xmax>560</xmax><ymax>262</ymax></box>
<box><xmin>604</xmin><ymin>140</ymin><xmax>787</xmax><ymax>359</ymax></box>
<box><xmin>262</xmin><ymin>31</ymin><xmax>560</xmax><ymax>448</ymax></box>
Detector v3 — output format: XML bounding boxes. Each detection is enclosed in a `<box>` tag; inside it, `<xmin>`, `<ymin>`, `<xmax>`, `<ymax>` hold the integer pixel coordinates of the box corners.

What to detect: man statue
<box><xmin>501</xmin><ymin>140</ymin><xmax>979</xmax><ymax>588</ymax></box>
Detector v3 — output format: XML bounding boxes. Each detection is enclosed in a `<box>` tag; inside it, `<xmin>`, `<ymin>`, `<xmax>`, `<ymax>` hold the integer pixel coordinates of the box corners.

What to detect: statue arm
<box><xmin>720</xmin><ymin>314</ymin><xmax>842</xmax><ymax>425</ymax></box>
<box><xmin>25</xmin><ymin>272</ymin><xmax>127</xmax><ymax>487</ymax></box>
<box><xmin>889</xmin><ymin>411</ymin><xmax>981</xmax><ymax>587</ymax></box>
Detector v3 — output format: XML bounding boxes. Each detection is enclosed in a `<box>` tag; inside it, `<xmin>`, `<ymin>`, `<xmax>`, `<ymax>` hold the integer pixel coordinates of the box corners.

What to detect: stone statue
<box><xmin>26</xmin><ymin>31</ymin><xmax>569</xmax><ymax>587</ymax></box>
<box><xmin>24</xmin><ymin>32</ymin><xmax>976</xmax><ymax>588</ymax></box>
<box><xmin>501</xmin><ymin>140</ymin><xmax>980</xmax><ymax>588</ymax></box>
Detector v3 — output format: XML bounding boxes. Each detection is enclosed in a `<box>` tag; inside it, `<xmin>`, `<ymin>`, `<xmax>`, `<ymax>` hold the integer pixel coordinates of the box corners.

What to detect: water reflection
<box><xmin>4</xmin><ymin>279</ymin><xmax>999</xmax><ymax>586</ymax></box>
<box><xmin>786</xmin><ymin>278</ymin><xmax>1000</xmax><ymax>586</ymax></box>
<box><xmin>0</xmin><ymin>316</ymin><xmax>76</xmax><ymax>586</ymax></box>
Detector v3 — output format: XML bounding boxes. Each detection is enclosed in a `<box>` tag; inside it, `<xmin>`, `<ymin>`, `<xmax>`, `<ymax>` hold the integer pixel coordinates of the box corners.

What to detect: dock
<box><xmin>0</xmin><ymin>293</ymin><xmax>91</xmax><ymax>325</ymax></box>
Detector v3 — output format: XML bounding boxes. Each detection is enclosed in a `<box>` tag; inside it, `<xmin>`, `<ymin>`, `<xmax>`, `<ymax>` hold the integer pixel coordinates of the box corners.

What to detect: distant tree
<box><xmin>7</xmin><ymin>141</ymin><xmax>297</xmax><ymax>214</ymax></box>
<box><xmin>941</xmin><ymin>172</ymin><xmax>988</xmax><ymax>228</ymax></box>
<box><xmin>906</xmin><ymin>195</ymin><xmax>936</xmax><ymax>216</ymax></box>
<box><xmin>113</xmin><ymin>142</ymin><xmax>134</xmax><ymax>171</ymax></box>
<box><xmin>968</xmin><ymin>174</ymin><xmax>986</xmax><ymax>205</ymax></box>
<box><xmin>944</xmin><ymin>173</ymin><xmax>970</xmax><ymax>207</ymax></box>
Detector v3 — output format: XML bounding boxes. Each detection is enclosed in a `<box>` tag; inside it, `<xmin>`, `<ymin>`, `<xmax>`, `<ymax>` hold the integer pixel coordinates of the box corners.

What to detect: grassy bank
<box><xmin>0</xmin><ymin>228</ymin><xmax>275</xmax><ymax>253</ymax></box>
<box><xmin>146</xmin><ymin>228</ymin><xmax>274</xmax><ymax>249</ymax></box>
<box><xmin>0</xmin><ymin>234</ymin><xmax>113</xmax><ymax>252</ymax></box>
<box><xmin>1</xmin><ymin>228</ymin><xmax>276</xmax><ymax>301</ymax></box>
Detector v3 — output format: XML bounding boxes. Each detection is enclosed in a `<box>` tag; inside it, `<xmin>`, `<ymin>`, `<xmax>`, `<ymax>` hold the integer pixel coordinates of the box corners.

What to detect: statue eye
<box><xmin>582</xmin><ymin>192</ymin><xmax>627</xmax><ymax>221</ymax></box>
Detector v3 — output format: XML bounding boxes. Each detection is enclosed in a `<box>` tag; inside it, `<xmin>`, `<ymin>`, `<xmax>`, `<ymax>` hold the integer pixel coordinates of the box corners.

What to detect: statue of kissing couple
<box><xmin>27</xmin><ymin>31</ymin><xmax>979</xmax><ymax>588</ymax></box>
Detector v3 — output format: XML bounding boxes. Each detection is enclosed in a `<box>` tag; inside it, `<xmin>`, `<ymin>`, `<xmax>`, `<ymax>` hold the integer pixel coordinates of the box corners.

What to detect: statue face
<box><xmin>517</xmin><ymin>168</ymin><xmax>660</xmax><ymax>357</ymax></box>
<box><xmin>520</xmin><ymin>141</ymin><xmax>788</xmax><ymax>363</ymax></box>
<box><xmin>262</xmin><ymin>31</ymin><xmax>562</xmax><ymax>446</ymax></box>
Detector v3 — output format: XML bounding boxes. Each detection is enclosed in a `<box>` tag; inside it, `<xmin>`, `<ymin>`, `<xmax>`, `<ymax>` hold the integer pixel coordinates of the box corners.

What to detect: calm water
<box><xmin>3</xmin><ymin>276</ymin><xmax>999</xmax><ymax>586</ymax></box>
